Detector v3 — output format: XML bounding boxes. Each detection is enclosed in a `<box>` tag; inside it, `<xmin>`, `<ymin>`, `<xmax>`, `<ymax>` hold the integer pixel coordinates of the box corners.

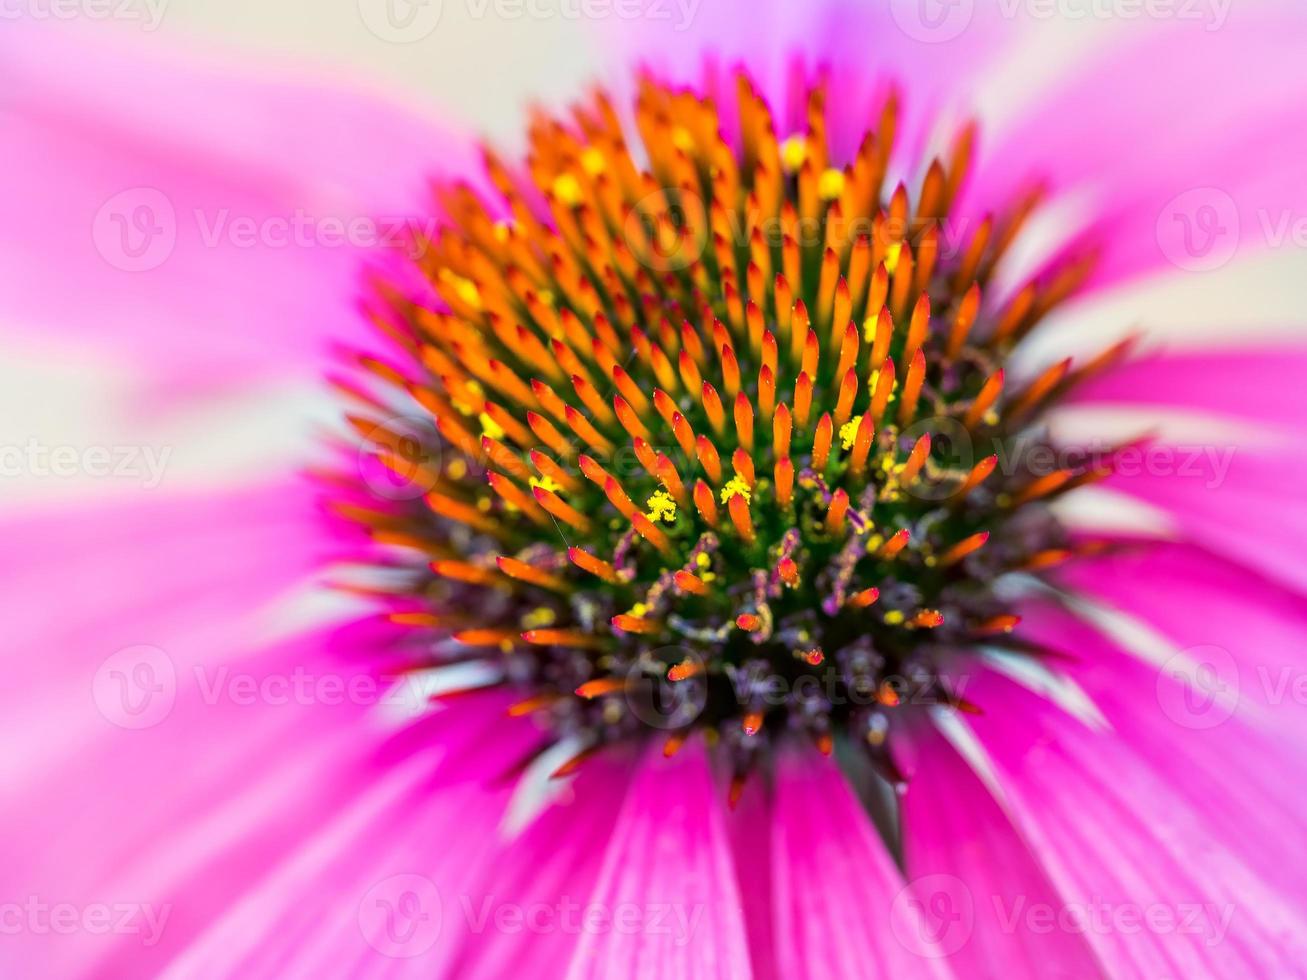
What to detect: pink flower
<box><xmin>3</xmin><ymin>6</ymin><xmax>1306</xmax><ymax>977</ymax></box>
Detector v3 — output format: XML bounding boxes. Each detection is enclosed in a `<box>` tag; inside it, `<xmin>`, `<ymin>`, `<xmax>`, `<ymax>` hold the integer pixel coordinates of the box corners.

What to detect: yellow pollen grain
<box><xmin>630</xmin><ymin>602</ymin><xmax>650</xmax><ymax>619</ymax></box>
<box><xmin>865</xmin><ymin>534</ymin><xmax>885</xmax><ymax>553</ymax></box>
<box><xmin>884</xmin><ymin>241</ymin><xmax>903</xmax><ymax>275</ymax></box>
<box><xmin>479</xmin><ymin>412</ymin><xmax>505</xmax><ymax>441</ymax></box>
<box><xmin>552</xmin><ymin>173</ymin><xmax>583</xmax><ymax>206</ymax></box>
<box><xmin>818</xmin><ymin>168</ymin><xmax>846</xmax><ymax>201</ymax></box>
<box><xmin>862</xmin><ymin>316</ymin><xmax>878</xmax><ymax>343</ymax></box>
<box><xmin>720</xmin><ymin>476</ymin><xmax>752</xmax><ymax>505</ymax></box>
<box><xmin>492</xmin><ymin>220</ymin><xmax>512</xmax><ymax>243</ymax></box>
<box><xmin>522</xmin><ymin>607</ymin><xmax>556</xmax><ymax>629</ymax></box>
<box><xmin>439</xmin><ymin>270</ymin><xmax>482</xmax><ymax>310</ymax></box>
<box><xmin>780</xmin><ymin>135</ymin><xmax>807</xmax><ymax>173</ymax></box>
<box><xmin>580</xmin><ymin>147</ymin><xmax>606</xmax><ymax>175</ymax></box>
<box><xmin>671</xmin><ymin>127</ymin><xmax>695</xmax><ymax>152</ymax></box>
<box><xmin>645</xmin><ymin>490</ymin><xmax>678</xmax><ymax>523</ymax></box>
<box><xmin>695</xmin><ymin>552</ymin><xmax>711</xmax><ymax>569</ymax></box>
<box><xmin>447</xmin><ymin>458</ymin><xmax>468</xmax><ymax>480</ymax></box>
<box><xmin>883</xmin><ymin>610</ymin><xmax>906</xmax><ymax>625</ymax></box>
<box><xmin>530</xmin><ymin>475</ymin><xmax>561</xmax><ymax>494</ymax></box>
<box><xmin>839</xmin><ymin>416</ymin><xmax>862</xmax><ymax>451</ymax></box>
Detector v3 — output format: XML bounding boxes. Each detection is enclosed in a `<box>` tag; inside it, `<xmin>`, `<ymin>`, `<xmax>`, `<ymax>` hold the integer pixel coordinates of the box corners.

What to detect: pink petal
<box><xmin>771</xmin><ymin>747</ymin><xmax>954</xmax><ymax>979</ymax></box>
<box><xmin>892</xmin><ymin>718</ymin><xmax>1106</xmax><ymax>978</ymax></box>
<box><xmin>964</xmin><ymin>11</ymin><xmax>1307</xmax><ymax>290</ymax></box>
<box><xmin>961</xmin><ymin>661</ymin><xmax>1307</xmax><ymax>976</ymax></box>
<box><xmin>446</xmin><ymin>751</ymin><xmax>638</xmax><ymax>980</ymax></box>
<box><xmin>564</xmin><ymin>739</ymin><xmax>752</xmax><ymax>980</ymax></box>
<box><xmin>0</xmin><ymin>22</ymin><xmax>471</xmax><ymax>401</ymax></box>
<box><xmin>1069</xmin><ymin>345</ymin><xmax>1307</xmax><ymax>435</ymax></box>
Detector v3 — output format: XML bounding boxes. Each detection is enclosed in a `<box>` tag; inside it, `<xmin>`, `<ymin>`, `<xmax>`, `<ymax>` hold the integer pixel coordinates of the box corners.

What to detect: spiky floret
<box><xmin>332</xmin><ymin>69</ymin><xmax>1130</xmax><ymax>784</ymax></box>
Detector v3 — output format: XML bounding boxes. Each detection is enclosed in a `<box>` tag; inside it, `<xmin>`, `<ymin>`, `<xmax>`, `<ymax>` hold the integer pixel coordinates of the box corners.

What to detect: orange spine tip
<box><xmin>778</xmin><ymin>557</ymin><xmax>799</xmax><ymax>586</ymax></box>
<box><xmin>693</xmin><ymin>480</ymin><xmax>719</xmax><ymax>527</ymax></box>
<box><xmin>790</xmin><ymin>299</ymin><xmax>810</xmax><ymax>363</ymax></box>
<box><xmin>870</xmin><ymin>356</ymin><xmax>895</xmax><ymax>423</ymax></box>
<box><xmin>425</xmin><ymin>492</ymin><xmax>497</xmax><ymax>533</ymax></box>
<box><xmin>674</xmin><ymin>570</ymin><xmax>710</xmax><ymax>596</ymax></box>
<box><xmin>527</xmin><ymin>411</ymin><xmax>571</xmax><ymax>457</ymax></box>
<box><xmin>734</xmin><ymin>392</ymin><xmax>755</xmax><ymax>451</ymax></box>
<box><xmin>758</xmin><ymin>366</ymin><xmax>777</xmax><ymax>421</ymax></box>
<box><xmin>802</xmin><ymin>329</ymin><xmax>820</xmax><ymax>380</ymax></box>
<box><xmin>528</xmin><ymin>450</ymin><xmax>580</xmax><ymax>494</ymax></box>
<box><xmin>957</xmin><ymin>454</ymin><xmax>999</xmax><ymax>497</ymax></box>
<box><xmin>876</xmin><ymin>681</ymin><xmax>901</xmax><ymax>706</ymax></box>
<box><xmin>732</xmin><ymin>448</ymin><xmax>756</xmax><ymax>487</ymax></box>
<box><xmin>387</xmin><ymin>611</ymin><xmax>446</xmax><ymax>627</ymax></box>
<box><xmin>576</xmin><ymin>677</ymin><xmax>627</xmax><ymax>698</ymax></box>
<box><xmin>869</xmin><ymin>305</ymin><xmax>893</xmax><ymax>368</ymax></box>
<box><xmin>612</xmin><ymin>613</ymin><xmax>661</xmax><ymax>635</ymax></box>
<box><xmin>742</xmin><ymin>711</ymin><xmax>764</xmax><ymax>736</ymax></box>
<box><xmin>904</xmin><ymin>293</ymin><xmax>931</xmax><ymax>366</ymax></box>
<box><xmin>533</xmin><ymin>486</ymin><xmax>592</xmax><ymax>531</ymax></box>
<box><xmin>720</xmin><ymin>344</ymin><xmax>741</xmax><ymax>398</ymax></box>
<box><xmin>600</xmin><ymin>476</ymin><xmax>638</xmax><ymax>520</ymax></box>
<box><xmin>486</xmin><ymin>471</ymin><xmax>547</xmax><ymax>522</ymax></box>
<box><xmin>947</xmin><ymin>282</ymin><xmax>981</xmax><ymax>359</ymax></box>
<box><xmin>523</xmin><ymin>628</ymin><xmax>602</xmax><ymax>648</ymax></box>
<box><xmin>815</xmin><ymin>731</ymin><xmax>834</xmax><ymax>756</ymax></box>
<box><xmin>614</xmin><ymin>394</ymin><xmax>651</xmax><ymax>441</ymax></box>
<box><xmin>671</xmin><ymin>412</ymin><xmax>697</xmax><ymax>459</ymax></box>
<box><xmin>507</xmin><ymin>693</ymin><xmax>560</xmax><ymax>717</ymax></box>
<box><xmin>899</xmin><ymin>433</ymin><xmax>931</xmax><ymax>485</ymax></box>
<box><xmin>663</xmin><ymin>732</ymin><xmax>688</xmax><ymax>757</ymax></box>
<box><xmin>794</xmin><ymin>372</ymin><xmax>814</xmax><ymax>429</ymax></box>
<box><xmin>631</xmin><ymin>512</ymin><xmax>676</xmax><ymax>556</ymax></box>
<box><xmin>679</xmin><ymin>348</ymin><xmax>703</xmax><ymax>391</ymax></box>
<box><xmin>702</xmin><ymin>382</ymin><xmax>726</xmax><ymax>434</ymax></box>
<box><xmin>611</xmin><ymin>365</ymin><xmax>651</xmax><ymax>414</ymax></box>
<box><xmin>773</xmin><ymin>402</ymin><xmax>793</xmax><ymax>458</ymax></box>
<box><xmin>963</xmin><ymin>369</ymin><xmax>1005</xmax><ymax>428</ymax></box>
<box><xmin>812</xmin><ymin>413</ymin><xmax>833</xmax><ymax>470</ymax></box>
<box><xmin>761</xmin><ymin>330</ymin><xmax>779</xmax><ymax>379</ymax></box>
<box><xmin>836</xmin><ymin>321</ymin><xmax>859</xmax><ymax>382</ymax></box>
<box><xmin>430</xmin><ymin>559</ymin><xmax>501</xmax><ymax>586</ymax></box>
<box><xmin>909</xmin><ymin>610</ymin><xmax>945</xmax><ymax>629</ymax></box>
<box><xmin>825</xmin><ymin>488</ymin><xmax>850</xmax><ymax>534</ymax></box>
<box><xmin>940</xmin><ymin>531</ymin><xmax>990</xmax><ymax>566</ymax></box>
<box><xmin>564</xmin><ymin>406</ymin><xmax>614</xmax><ymax>453</ymax></box>
<box><xmin>728</xmin><ymin>493</ymin><xmax>755</xmax><ymax>543</ymax></box>
<box><xmin>1022</xmin><ymin>548</ymin><xmax>1073</xmax><ymax>571</ymax></box>
<box><xmin>496</xmin><ymin>556</ymin><xmax>568</xmax><ymax>591</ymax></box>
<box><xmin>850</xmin><ymin>587</ymin><xmax>880</xmax><ymax>609</ymax></box>
<box><xmin>879</xmin><ymin>528</ymin><xmax>911</xmax><ymax>559</ymax></box>
<box><xmin>775</xmin><ymin>457</ymin><xmax>795</xmax><ymax>508</ymax></box>
<box><xmin>834</xmin><ymin>367</ymin><xmax>858</xmax><ymax>427</ymax></box>
<box><xmin>568</xmin><ymin>546</ymin><xmax>620</xmax><ymax>583</ymax></box>
<box><xmin>454</xmin><ymin>627</ymin><xmax>519</xmax><ymax>647</ymax></box>
<box><xmin>849</xmin><ymin>412</ymin><xmax>875</xmax><ymax>476</ymax></box>
<box><xmin>898</xmin><ymin>348</ymin><xmax>926</xmax><ymax>427</ymax></box>
<box><xmin>1012</xmin><ymin>469</ymin><xmax>1074</xmax><ymax>506</ymax></box>
<box><xmin>736</xmin><ymin>614</ymin><xmax>762</xmax><ymax>632</ymax></box>
<box><xmin>696</xmin><ymin>435</ymin><xmax>723</xmax><ymax>484</ymax></box>
<box><xmin>1010</xmin><ymin>357</ymin><xmax>1071</xmax><ymax>419</ymax></box>
<box><xmin>668</xmin><ymin>660</ymin><xmax>704</xmax><ymax>682</ymax></box>
<box><xmin>655</xmin><ymin>453</ymin><xmax>688</xmax><ymax>505</ymax></box>
<box><xmin>975</xmin><ymin>614</ymin><xmax>1022</xmax><ymax>635</ymax></box>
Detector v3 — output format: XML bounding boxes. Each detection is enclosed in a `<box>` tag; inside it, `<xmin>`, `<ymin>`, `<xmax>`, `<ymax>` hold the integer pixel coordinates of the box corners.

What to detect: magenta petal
<box><xmin>564</xmin><ymin>739</ymin><xmax>752</xmax><ymax>980</ymax></box>
<box><xmin>893</xmin><ymin>719</ymin><xmax>1106</xmax><ymax>978</ymax></box>
<box><xmin>0</xmin><ymin>23</ymin><xmax>472</xmax><ymax>400</ymax></box>
<box><xmin>964</xmin><ymin>11</ymin><xmax>1307</xmax><ymax>289</ymax></box>
<box><xmin>961</xmin><ymin>661</ymin><xmax>1307</xmax><ymax>977</ymax></box>
<box><xmin>771</xmin><ymin>747</ymin><xmax>953</xmax><ymax>979</ymax></box>
<box><xmin>1070</xmin><ymin>345</ymin><xmax>1307</xmax><ymax>435</ymax></box>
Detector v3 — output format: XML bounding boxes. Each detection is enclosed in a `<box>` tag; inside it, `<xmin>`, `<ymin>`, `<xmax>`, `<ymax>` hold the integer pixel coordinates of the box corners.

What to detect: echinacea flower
<box><xmin>4</xmin><ymin>4</ymin><xmax>1307</xmax><ymax>977</ymax></box>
